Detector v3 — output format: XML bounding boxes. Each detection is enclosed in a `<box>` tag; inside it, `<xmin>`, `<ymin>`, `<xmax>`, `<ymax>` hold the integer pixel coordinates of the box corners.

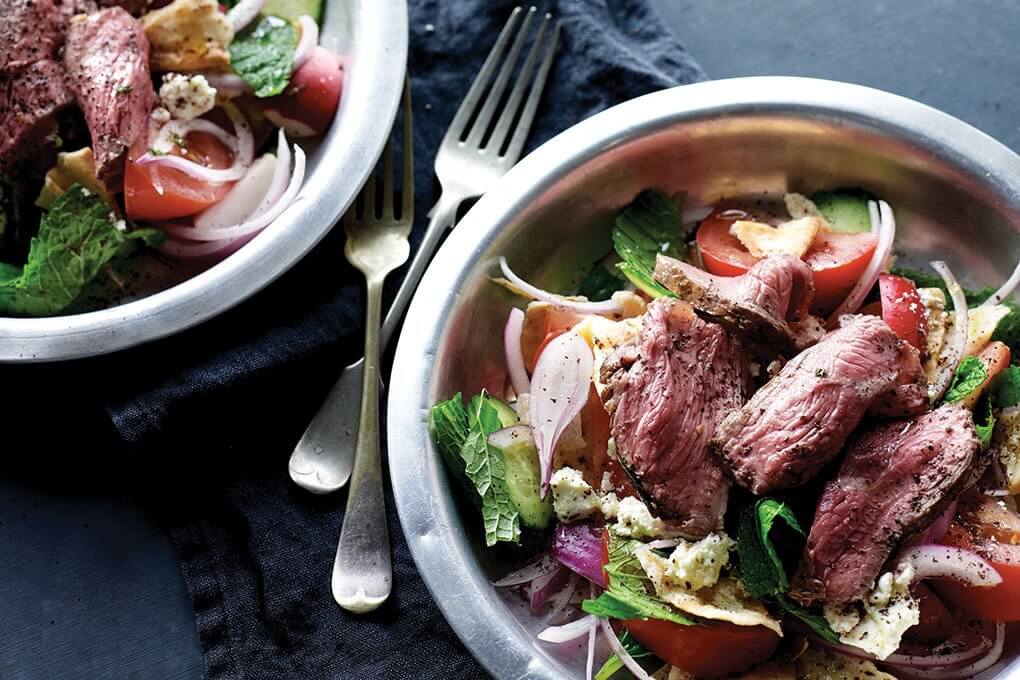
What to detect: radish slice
<box><xmin>504</xmin><ymin>308</ymin><xmax>530</xmax><ymax>397</ymax></box>
<box><xmin>292</xmin><ymin>15</ymin><xmax>319</xmax><ymax>71</ymax></box>
<box><xmin>491</xmin><ymin>553</ymin><xmax>559</xmax><ymax>587</ymax></box>
<box><xmin>827</xmin><ymin>199</ymin><xmax>895</xmax><ymax>326</ymax></box>
<box><xmin>226</xmin><ymin>0</ymin><xmax>266</xmax><ymax>32</ymax></box>
<box><xmin>599</xmin><ymin>618</ymin><xmax>654</xmax><ymax>680</ymax></box>
<box><xmin>898</xmin><ymin>545</ymin><xmax>1002</xmax><ymax>587</ymax></box>
<box><xmin>928</xmin><ymin>261</ymin><xmax>969</xmax><ymax>402</ymax></box>
<box><xmin>537</xmin><ymin>615</ymin><xmax>596</xmax><ymax>643</ymax></box>
<box><xmin>982</xmin><ymin>256</ymin><xmax>1020</xmax><ymax>307</ymax></box>
<box><xmin>530</xmin><ymin>331</ymin><xmax>593</xmax><ymax>496</ymax></box>
<box><xmin>499</xmin><ymin>257</ymin><xmax>625</xmax><ymax>316</ymax></box>
<box><xmin>194</xmin><ymin>154</ymin><xmax>277</xmax><ymax>229</ymax></box>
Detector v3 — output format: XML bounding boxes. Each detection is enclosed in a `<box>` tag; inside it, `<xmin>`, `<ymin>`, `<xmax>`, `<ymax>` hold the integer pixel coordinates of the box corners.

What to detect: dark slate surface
<box><xmin>2</xmin><ymin>2</ymin><xmax>1019</xmax><ymax>679</ymax></box>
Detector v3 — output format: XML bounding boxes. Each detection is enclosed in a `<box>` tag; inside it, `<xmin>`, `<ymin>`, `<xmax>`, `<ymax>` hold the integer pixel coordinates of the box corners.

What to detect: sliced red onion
<box><xmin>898</xmin><ymin>545</ymin><xmax>1002</xmax><ymax>587</ymax></box>
<box><xmin>530</xmin><ymin>331</ymin><xmax>593</xmax><ymax>496</ymax></box>
<box><xmin>161</xmin><ymin>138</ymin><xmax>305</xmax><ymax>242</ymax></box>
<box><xmin>681</xmin><ymin>205</ymin><xmax>714</xmax><ymax>224</ymax></box>
<box><xmin>826</xmin><ymin>199</ymin><xmax>893</xmax><ymax>327</ymax></box>
<box><xmin>157</xmin><ymin>234</ymin><xmax>248</xmax><ymax>259</ymax></box>
<box><xmin>292</xmin><ymin>15</ymin><xmax>318</xmax><ymax>71</ymax></box>
<box><xmin>499</xmin><ymin>257</ymin><xmax>625</xmax><ymax>316</ymax></box>
<box><xmin>810</xmin><ymin>629</ymin><xmax>998</xmax><ymax>676</ymax></box>
<box><xmin>537</xmin><ymin>615</ymin><xmax>596</xmax><ymax>643</ymax></box>
<box><xmin>136</xmin><ymin>147</ymin><xmax>247</xmax><ymax>182</ymax></box>
<box><xmin>491</xmin><ymin>552</ymin><xmax>559</xmax><ymax>587</ymax></box>
<box><xmin>544</xmin><ymin>572</ymin><xmax>580</xmax><ymax>622</ymax></box>
<box><xmin>928</xmin><ymin>261</ymin><xmax>969</xmax><ymax>402</ymax></box>
<box><xmin>194</xmin><ymin>154</ymin><xmax>277</xmax><ymax>229</ymax></box>
<box><xmin>981</xmin><ymin>256</ymin><xmax>1020</xmax><ymax>307</ymax></box>
<box><xmin>599</xmin><ymin>618</ymin><xmax>653</xmax><ymax>680</ymax></box>
<box><xmin>586</xmin><ymin>604</ymin><xmax>597</xmax><ymax>680</ymax></box>
<box><xmin>226</xmin><ymin>0</ymin><xmax>266</xmax><ymax>32</ymax></box>
<box><xmin>264</xmin><ymin>109</ymin><xmax>318</xmax><ymax>138</ymax></box>
<box><xmin>504</xmin><ymin>308</ymin><xmax>531</xmax><ymax>397</ymax></box>
<box><xmin>530</xmin><ymin>565</ymin><xmax>569</xmax><ymax>609</ymax></box>
<box><xmin>139</xmin><ymin>104</ymin><xmax>254</xmax><ymax>182</ymax></box>
<box><xmin>892</xmin><ymin>622</ymin><xmax>1005</xmax><ymax>680</ymax></box>
<box><xmin>553</xmin><ymin>523</ymin><xmax>607</xmax><ymax>588</ymax></box>
<box><xmin>221</xmin><ymin>102</ymin><xmax>255</xmax><ymax>166</ymax></box>
<box><xmin>907</xmin><ymin>500</ymin><xmax>959</xmax><ymax>547</ymax></box>
<box><xmin>199</xmin><ymin>72</ymin><xmax>252</xmax><ymax>97</ymax></box>
<box><xmin>884</xmin><ymin>635</ymin><xmax>993</xmax><ymax>669</ymax></box>
<box><xmin>718</xmin><ymin>208</ymin><xmax>749</xmax><ymax>220</ymax></box>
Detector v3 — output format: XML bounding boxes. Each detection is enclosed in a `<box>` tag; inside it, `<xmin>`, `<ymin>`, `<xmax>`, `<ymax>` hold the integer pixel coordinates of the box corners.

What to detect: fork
<box><xmin>331</xmin><ymin>80</ymin><xmax>413</xmax><ymax>613</ymax></box>
<box><xmin>288</xmin><ymin>5</ymin><xmax>561</xmax><ymax>494</ymax></box>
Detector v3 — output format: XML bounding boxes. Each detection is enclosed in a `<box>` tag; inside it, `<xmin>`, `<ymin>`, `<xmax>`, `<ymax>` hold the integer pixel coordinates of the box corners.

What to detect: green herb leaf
<box><xmin>429</xmin><ymin>394</ymin><xmax>473</xmax><ymax>492</ymax></box>
<box><xmin>0</xmin><ymin>184</ymin><xmax>161</xmax><ymax>316</ymax></box>
<box><xmin>578</xmin><ymin>263</ymin><xmax>626</xmax><ymax>301</ymax></box>
<box><xmin>943</xmin><ymin>355</ymin><xmax>989</xmax><ymax>405</ymax></box>
<box><xmin>581</xmin><ymin>529</ymin><xmax>694</xmax><ymax>626</ymax></box>
<box><xmin>229</xmin><ymin>15</ymin><xmax>298</xmax><ymax>98</ymax></box>
<box><xmin>975</xmin><ymin>394</ymin><xmax>996</xmax><ymax>448</ymax></box>
<box><xmin>463</xmin><ymin>391</ymin><xmax>520</xmax><ymax>547</ymax></box>
<box><xmin>593</xmin><ymin>630</ymin><xmax>653</xmax><ymax>680</ymax></box>
<box><xmin>776</xmin><ymin>594</ymin><xmax>839</xmax><ymax>643</ymax></box>
<box><xmin>612</xmin><ymin>190</ymin><xmax>684</xmax><ymax>298</ymax></box>
<box><xmin>992</xmin><ymin>365</ymin><xmax>1020</xmax><ymax>409</ymax></box>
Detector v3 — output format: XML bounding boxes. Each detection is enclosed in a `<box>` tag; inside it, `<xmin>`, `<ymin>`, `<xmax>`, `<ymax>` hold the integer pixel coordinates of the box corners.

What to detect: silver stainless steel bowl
<box><xmin>0</xmin><ymin>0</ymin><xmax>407</xmax><ymax>362</ymax></box>
<box><xmin>388</xmin><ymin>77</ymin><xmax>1020</xmax><ymax>679</ymax></box>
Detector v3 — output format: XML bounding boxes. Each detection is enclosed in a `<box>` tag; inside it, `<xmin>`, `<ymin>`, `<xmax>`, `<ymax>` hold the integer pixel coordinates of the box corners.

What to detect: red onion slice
<box><xmin>810</xmin><ymin>629</ymin><xmax>998</xmax><ymax>675</ymax></box>
<box><xmin>884</xmin><ymin>635</ymin><xmax>993</xmax><ymax>669</ymax></box>
<box><xmin>491</xmin><ymin>553</ymin><xmax>559</xmax><ymax>587</ymax></box>
<box><xmin>981</xmin><ymin>256</ymin><xmax>1020</xmax><ymax>307</ymax></box>
<box><xmin>264</xmin><ymin>109</ymin><xmax>318</xmax><ymax>138</ymax></box>
<box><xmin>135</xmin><ymin>153</ymin><xmax>248</xmax><ymax>182</ymax></box>
<box><xmin>899</xmin><ymin>545</ymin><xmax>1002</xmax><ymax>587</ymax></box>
<box><xmin>226</xmin><ymin>0</ymin><xmax>266</xmax><ymax>32</ymax></box>
<box><xmin>906</xmin><ymin>500</ymin><xmax>959</xmax><ymax>547</ymax></box>
<box><xmin>553</xmin><ymin>523</ymin><xmax>607</xmax><ymax>588</ymax></box>
<box><xmin>530</xmin><ymin>565</ymin><xmax>569</xmax><ymax>609</ymax></box>
<box><xmin>599</xmin><ymin>618</ymin><xmax>653</xmax><ymax>680</ymax></box>
<box><xmin>158</xmin><ymin>234</ymin><xmax>248</xmax><ymax>259</ymax></box>
<box><xmin>826</xmin><ymin>199</ymin><xmax>893</xmax><ymax>327</ymax></box>
<box><xmin>194</xmin><ymin>154</ymin><xmax>277</xmax><ymax>230</ymax></box>
<box><xmin>928</xmin><ymin>261</ymin><xmax>969</xmax><ymax>402</ymax></box>
<box><xmin>221</xmin><ymin>102</ymin><xmax>255</xmax><ymax>167</ymax></box>
<box><xmin>530</xmin><ymin>331</ymin><xmax>593</xmax><ymax>496</ymax></box>
<box><xmin>504</xmin><ymin>308</ymin><xmax>531</xmax><ymax>397</ymax></box>
<box><xmin>292</xmin><ymin>15</ymin><xmax>318</xmax><ymax>71</ymax></box>
<box><xmin>544</xmin><ymin>572</ymin><xmax>580</xmax><ymax>622</ymax></box>
<box><xmin>537</xmin><ymin>614</ymin><xmax>596</xmax><ymax>643</ymax></box>
<box><xmin>586</xmin><ymin>603</ymin><xmax>597</xmax><ymax>680</ymax></box>
<box><xmin>499</xmin><ymin>257</ymin><xmax>625</xmax><ymax>316</ymax></box>
<box><xmin>892</xmin><ymin>622</ymin><xmax>1005</xmax><ymax>680</ymax></box>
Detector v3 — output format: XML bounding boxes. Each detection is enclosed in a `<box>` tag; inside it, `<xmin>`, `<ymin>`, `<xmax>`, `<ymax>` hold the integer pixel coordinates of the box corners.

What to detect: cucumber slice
<box><xmin>488</xmin><ymin>396</ymin><xmax>520</xmax><ymax>428</ymax></box>
<box><xmin>489</xmin><ymin>425</ymin><xmax>552</xmax><ymax>530</ymax></box>
<box><xmin>262</xmin><ymin>0</ymin><xmax>322</xmax><ymax>23</ymax></box>
<box><xmin>810</xmin><ymin>189</ymin><xmax>874</xmax><ymax>234</ymax></box>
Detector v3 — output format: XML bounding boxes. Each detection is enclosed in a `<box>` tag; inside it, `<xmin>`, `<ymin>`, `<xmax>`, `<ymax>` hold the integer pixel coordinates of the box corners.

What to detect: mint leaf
<box><xmin>0</xmin><ymin>184</ymin><xmax>161</xmax><ymax>316</ymax></box>
<box><xmin>943</xmin><ymin>356</ymin><xmax>989</xmax><ymax>405</ymax></box>
<box><xmin>0</xmin><ymin>262</ymin><xmax>22</xmax><ymax>282</ymax></box>
<box><xmin>975</xmin><ymin>395</ymin><xmax>996</xmax><ymax>448</ymax></box>
<box><xmin>612</xmin><ymin>190</ymin><xmax>684</xmax><ymax>298</ymax></box>
<box><xmin>578</xmin><ymin>263</ymin><xmax>626</xmax><ymax>301</ymax></box>
<box><xmin>463</xmin><ymin>391</ymin><xmax>520</xmax><ymax>547</ymax></box>
<box><xmin>777</xmin><ymin>594</ymin><xmax>839</xmax><ymax>643</ymax></box>
<box><xmin>593</xmin><ymin>630</ymin><xmax>653</xmax><ymax>680</ymax></box>
<box><xmin>581</xmin><ymin>529</ymin><xmax>694</xmax><ymax>626</ymax></box>
<box><xmin>229</xmin><ymin>15</ymin><xmax>297</xmax><ymax>98</ymax></box>
<box><xmin>992</xmin><ymin>366</ymin><xmax>1020</xmax><ymax>409</ymax></box>
<box><xmin>429</xmin><ymin>394</ymin><xmax>474</xmax><ymax>494</ymax></box>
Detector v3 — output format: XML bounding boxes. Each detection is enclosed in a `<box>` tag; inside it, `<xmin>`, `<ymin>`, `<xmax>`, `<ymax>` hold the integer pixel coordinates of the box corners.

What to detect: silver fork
<box><xmin>331</xmin><ymin>80</ymin><xmax>413</xmax><ymax>613</ymax></box>
<box><xmin>289</xmin><ymin>5</ymin><xmax>560</xmax><ymax>494</ymax></box>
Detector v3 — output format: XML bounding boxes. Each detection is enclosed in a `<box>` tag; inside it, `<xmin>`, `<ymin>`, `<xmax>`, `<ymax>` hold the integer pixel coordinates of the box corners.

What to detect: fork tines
<box><xmin>351</xmin><ymin>78</ymin><xmax>414</xmax><ymax>224</ymax></box>
<box><xmin>448</xmin><ymin>6</ymin><xmax>560</xmax><ymax>160</ymax></box>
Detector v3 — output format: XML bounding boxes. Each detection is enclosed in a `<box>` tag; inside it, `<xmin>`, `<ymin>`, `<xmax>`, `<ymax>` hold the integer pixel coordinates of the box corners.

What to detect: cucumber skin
<box><xmin>810</xmin><ymin>189</ymin><xmax>873</xmax><ymax>234</ymax></box>
<box><xmin>262</xmin><ymin>0</ymin><xmax>322</xmax><ymax>23</ymax></box>
<box><xmin>489</xmin><ymin>397</ymin><xmax>520</xmax><ymax>428</ymax></box>
<box><xmin>500</xmin><ymin>439</ymin><xmax>553</xmax><ymax>530</ymax></box>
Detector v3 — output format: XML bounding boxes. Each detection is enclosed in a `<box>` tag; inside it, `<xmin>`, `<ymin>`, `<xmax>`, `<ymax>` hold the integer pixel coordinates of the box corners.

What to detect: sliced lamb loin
<box><xmin>711</xmin><ymin>314</ymin><xmax>926</xmax><ymax>494</ymax></box>
<box><xmin>0</xmin><ymin>60</ymin><xmax>76</xmax><ymax>175</ymax></box>
<box><xmin>600</xmin><ymin>298</ymin><xmax>750</xmax><ymax>537</ymax></box>
<box><xmin>653</xmin><ymin>254</ymin><xmax>816</xmax><ymax>352</ymax></box>
<box><xmin>790</xmin><ymin>404</ymin><xmax>983</xmax><ymax>606</ymax></box>
<box><xmin>1</xmin><ymin>0</ymin><xmax>67</xmax><ymax>74</ymax></box>
<box><xmin>64</xmin><ymin>7</ymin><xmax>154</xmax><ymax>190</ymax></box>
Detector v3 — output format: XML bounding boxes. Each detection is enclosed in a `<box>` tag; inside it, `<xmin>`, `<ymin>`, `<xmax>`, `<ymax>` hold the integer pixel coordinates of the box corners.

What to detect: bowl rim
<box><xmin>0</xmin><ymin>0</ymin><xmax>408</xmax><ymax>363</ymax></box>
<box><xmin>388</xmin><ymin>76</ymin><xmax>1020</xmax><ymax>680</ymax></box>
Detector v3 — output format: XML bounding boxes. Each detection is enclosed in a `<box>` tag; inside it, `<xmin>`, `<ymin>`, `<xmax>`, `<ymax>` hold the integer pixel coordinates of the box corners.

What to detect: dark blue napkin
<box><xmin>29</xmin><ymin>2</ymin><xmax>705</xmax><ymax>677</ymax></box>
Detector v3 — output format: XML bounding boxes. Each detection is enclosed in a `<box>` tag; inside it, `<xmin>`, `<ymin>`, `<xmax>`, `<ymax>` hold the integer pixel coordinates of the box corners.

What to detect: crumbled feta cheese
<box><xmin>823</xmin><ymin>563</ymin><xmax>919</xmax><ymax>660</ymax></box>
<box><xmin>151</xmin><ymin>107</ymin><xmax>172</xmax><ymax>123</ymax></box>
<box><xmin>663</xmin><ymin>533</ymin><xmax>735</xmax><ymax>591</ymax></box>
<box><xmin>600</xmin><ymin>492</ymin><xmax>620</xmax><ymax>519</ymax></box>
<box><xmin>550</xmin><ymin>467</ymin><xmax>600</xmax><ymax>523</ymax></box>
<box><xmin>614</xmin><ymin>496</ymin><xmax>673</xmax><ymax>539</ymax></box>
<box><xmin>159</xmin><ymin>73</ymin><xmax>217</xmax><ymax>121</ymax></box>
<box><xmin>600</xmin><ymin>472</ymin><xmax>614</xmax><ymax>494</ymax></box>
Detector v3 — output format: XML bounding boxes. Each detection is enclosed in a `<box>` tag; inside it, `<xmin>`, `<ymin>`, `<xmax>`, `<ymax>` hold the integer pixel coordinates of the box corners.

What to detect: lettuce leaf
<box><xmin>229</xmin><ymin>15</ymin><xmax>298</xmax><ymax>97</ymax></box>
<box><xmin>612</xmin><ymin>190</ymin><xmax>684</xmax><ymax>298</ymax></box>
<box><xmin>0</xmin><ymin>184</ymin><xmax>162</xmax><ymax>316</ymax></box>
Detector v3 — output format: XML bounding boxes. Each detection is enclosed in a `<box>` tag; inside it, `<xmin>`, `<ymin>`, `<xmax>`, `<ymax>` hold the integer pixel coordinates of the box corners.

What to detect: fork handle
<box><xmin>332</xmin><ymin>275</ymin><xmax>391</xmax><ymax>613</ymax></box>
<box><xmin>380</xmin><ymin>194</ymin><xmax>461</xmax><ymax>347</ymax></box>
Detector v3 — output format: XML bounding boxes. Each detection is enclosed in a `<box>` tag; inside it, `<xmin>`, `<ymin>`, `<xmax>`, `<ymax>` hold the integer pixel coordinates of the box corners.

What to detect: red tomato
<box><xmin>696</xmin><ymin>209</ymin><xmax>877</xmax><ymax>313</ymax></box>
<box><xmin>936</xmin><ymin>491</ymin><xmax>1020</xmax><ymax>621</ymax></box>
<box><xmin>879</xmin><ymin>273</ymin><xmax>928</xmax><ymax>352</ymax></box>
<box><xmin>905</xmin><ymin>583</ymin><xmax>958</xmax><ymax>644</ymax></box>
<box><xmin>124</xmin><ymin>131</ymin><xmax>234</xmax><ymax>221</ymax></box>
<box><xmin>263</xmin><ymin>46</ymin><xmax>343</xmax><ymax>137</ymax></box>
<box><xmin>580</xmin><ymin>384</ymin><xmax>611</xmax><ymax>484</ymax></box>
<box><xmin>623</xmin><ymin>618</ymin><xmax>780</xmax><ymax>677</ymax></box>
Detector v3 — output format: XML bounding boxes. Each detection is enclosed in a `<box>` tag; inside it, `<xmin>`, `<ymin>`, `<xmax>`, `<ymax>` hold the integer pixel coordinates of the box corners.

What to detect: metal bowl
<box><xmin>388</xmin><ymin>76</ymin><xmax>1020</xmax><ymax>679</ymax></box>
<box><xmin>0</xmin><ymin>0</ymin><xmax>407</xmax><ymax>362</ymax></box>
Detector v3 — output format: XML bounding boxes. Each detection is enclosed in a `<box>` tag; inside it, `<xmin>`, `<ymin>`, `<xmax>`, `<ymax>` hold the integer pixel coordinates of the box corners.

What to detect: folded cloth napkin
<box><xmin>19</xmin><ymin>1</ymin><xmax>704</xmax><ymax>677</ymax></box>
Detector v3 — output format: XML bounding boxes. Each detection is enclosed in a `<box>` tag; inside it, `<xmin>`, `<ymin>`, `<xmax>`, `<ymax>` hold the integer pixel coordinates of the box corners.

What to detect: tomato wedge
<box><xmin>623</xmin><ymin>618</ymin><xmax>780</xmax><ymax>677</ymax></box>
<box><xmin>124</xmin><ymin>131</ymin><xmax>234</xmax><ymax>221</ymax></box>
<box><xmin>696</xmin><ymin>209</ymin><xmax>877</xmax><ymax>313</ymax></box>
<box><xmin>879</xmin><ymin>273</ymin><xmax>928</xmax><ymax>352</ymax></box>
<box><xmin>935</xmin><ymin>490</ymin><xmax>1020</xmax><ymax>621</ymax></box>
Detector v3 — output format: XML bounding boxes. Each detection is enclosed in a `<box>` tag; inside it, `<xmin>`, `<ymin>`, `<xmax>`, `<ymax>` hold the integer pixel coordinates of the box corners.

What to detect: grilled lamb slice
<box><xmin>712</xmin><ymin>314</ymin><xmax>926</xmax><ymax>494</ymax></box>
<box><xmin>64</xmin><ymin>7</ymin><xmax>154</xmax><ymax>190</ymax></box>
<box><xmin>653</xmin><ymin>254</ymin><xmax>816</xmax><ymax>352</ymax></box>
<box><xmin>0</xmin><ymin>60</ymin><xmax>75</xmax><ymax>175</ymax></box>
<box><xmin>1</xmin><ymin>0</ymin><xmax>67</xmax><ymax>74</ymax></box>
<box><xmin>790</xmin><ymin>404</ymin><xmax>983</xmax><ymax>606</ymax></box>
<box><xmin>601</xmin><ymin>298</ymin><xmax>750</xmax><ymax>537</ymax></box>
